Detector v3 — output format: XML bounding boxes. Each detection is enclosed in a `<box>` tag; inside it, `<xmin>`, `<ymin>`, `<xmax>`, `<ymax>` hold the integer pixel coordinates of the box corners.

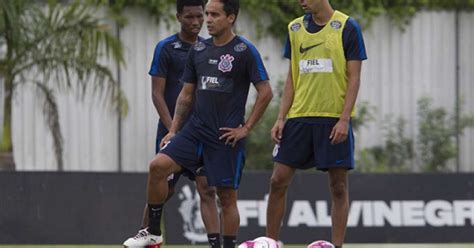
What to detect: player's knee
<box><xmin>148</xmin><ymin>157</ymin><xmax>168</xmax><ymax>179</ymax></box>
<box><xmin>219</xmin><ymin>198</ymin><xmax>236</xmax><ymax>211</ymax></box>
<box><xmin>330</xmin><ymin>181</ymin><xmax>347</xmax><ymax>199</ymax></box>
<box><xmin>217</xmin><ymin>189</ymin><xmax>237</xmax><ymax>210</ymax></box>
<box><xmin>198</xmin><ymin>186</ymin><xmax>217</xmax><ymax>202</ymax></box>
<box><xmin>270</xmin><ymin>174</ymin><xmax>290</xmax><ymax>192</ymax></box>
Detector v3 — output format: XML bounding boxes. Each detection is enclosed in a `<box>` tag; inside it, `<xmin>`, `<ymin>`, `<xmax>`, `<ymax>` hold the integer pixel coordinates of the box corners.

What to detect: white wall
<box><xmin>12</xmin><ymin>10</ymin><xmax>474</xmax><ymax>171</ymax></box>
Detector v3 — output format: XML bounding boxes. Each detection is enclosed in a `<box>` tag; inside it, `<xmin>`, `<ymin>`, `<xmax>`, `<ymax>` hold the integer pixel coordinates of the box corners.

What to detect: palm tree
<box><xmin>0</xmin><ymin>0</ymin><xmax>126</xmax><ymax>170</ymax></box>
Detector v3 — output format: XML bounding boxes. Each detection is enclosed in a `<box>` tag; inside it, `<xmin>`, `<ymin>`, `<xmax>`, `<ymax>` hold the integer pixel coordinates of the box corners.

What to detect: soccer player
<box><xmin>124</xmin><ymin>0</ymin><xmax>273</xmax><ymax>247</ymax></box>
<box><xmin>265</xmin><ymin>0</ymin><xmax>367</xmax><ymax>248</ymax></box>
<box><xmin>123</xmin><ymin>1</ymin><xmax>220</xmax><ymax>247</ymax></box>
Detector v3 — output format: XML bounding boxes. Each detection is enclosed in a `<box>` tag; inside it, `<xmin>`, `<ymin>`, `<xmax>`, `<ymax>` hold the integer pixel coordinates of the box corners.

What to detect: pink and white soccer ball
<box><xmin>307</xmin><ymin>240</ymin><xmax>335</xmax><ymax>248</ymax></box>
<box><xmin>238</xmin><ymin>236</ymin><xmax>279</xmax><ymax>248</ymax></box>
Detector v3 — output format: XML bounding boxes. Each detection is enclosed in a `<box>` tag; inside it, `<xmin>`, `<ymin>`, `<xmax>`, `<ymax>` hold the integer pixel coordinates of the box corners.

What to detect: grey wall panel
<box><xmin>357</xmin><ymin>11</ymin><xmax>466</xmax><ymax>171</ymax></box>
<box><xmin>118</xmin><ymin>8</ymin><xmax>163</xmax><ymax>172</ymax></box>
<box><xmin>11</xmin><ymin>10</ymin><xmax>474</xmax><ymax>172</ymax></box>
<box><xmin>459</xmin><ymin>11</ymin><xmax>474</xmax><ymax>171</ymax></box>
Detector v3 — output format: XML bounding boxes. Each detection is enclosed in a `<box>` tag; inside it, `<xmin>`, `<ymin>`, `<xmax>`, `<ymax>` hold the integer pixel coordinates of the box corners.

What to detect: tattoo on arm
<box><xmin>171</xmin><ymin>91</ymin><xmax>193</xmax><ymax>132</ymax></box>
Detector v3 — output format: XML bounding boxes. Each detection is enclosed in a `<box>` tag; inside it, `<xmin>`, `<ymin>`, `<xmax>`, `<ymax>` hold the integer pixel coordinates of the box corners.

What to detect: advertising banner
<box><xmin>164</xmin><ymin>172</ymin><xmax>474</xmax><ymax>244</ymax></box>
<box><xmin>1</xmin><ymin>172</ymin><xmax>473</xmax><ymax>244</ymax></box>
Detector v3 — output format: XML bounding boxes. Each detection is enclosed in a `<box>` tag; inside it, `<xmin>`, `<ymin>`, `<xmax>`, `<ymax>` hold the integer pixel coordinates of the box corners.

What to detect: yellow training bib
<box><xmin>288</xmin><ymin>11</ymin><xmax>354</xmax><ymax>118</ymax></box>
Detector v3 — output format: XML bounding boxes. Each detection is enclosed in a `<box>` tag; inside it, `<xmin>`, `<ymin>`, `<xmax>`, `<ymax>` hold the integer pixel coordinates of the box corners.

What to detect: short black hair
<box><xmin>177</xmin><ymin>0</ymin><xmax>205</xmax><ymax>14</ymax></box>
<box><xmin>219</xmin><ymin>0</ymin><xmax>240</xmax><ymax>21</ymax></box>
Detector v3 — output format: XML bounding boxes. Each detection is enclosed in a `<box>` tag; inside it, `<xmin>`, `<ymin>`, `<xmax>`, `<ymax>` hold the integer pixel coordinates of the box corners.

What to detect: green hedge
<box><xmin>103</xmin><ymin>0</ymin><xmax>474</xmax><ymax>38</ymax></box>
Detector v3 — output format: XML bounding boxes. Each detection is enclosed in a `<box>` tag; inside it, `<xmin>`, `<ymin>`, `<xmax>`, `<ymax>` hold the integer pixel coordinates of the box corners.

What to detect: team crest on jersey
<box><xmin>218</xmin><ymin>54</ymin><xmax>234</xmax><ymax>73</ymax></box>
<box><xmin>172</xmin><ymin>41</ymin><xmax>182</xmax><ymax>49</ymax></box>
<box><xmin>194</xmin><ymin>42</ymin><xmax>206</xmax><ymax>51</ymax></box>
<box><xmin>234</xmin><ymin>42</ymin><xmax>247</xmax><ymax>52</ymax></box>
<box><xmin>291</xmin><ymin>23</ymin><xmax>301</xmax><ymax>32</ymax></box>
<box><xmin>330</xmin><ymin>20</ymin><xmax>342</xmax><ymax>29</ymax></box>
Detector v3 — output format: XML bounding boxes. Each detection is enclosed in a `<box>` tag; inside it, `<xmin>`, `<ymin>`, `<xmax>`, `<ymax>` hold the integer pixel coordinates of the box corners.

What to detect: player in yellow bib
<box><xmin>265</xmin><ymin>1</ymin><xmax>367</xmax><ymax>247</ymax></box>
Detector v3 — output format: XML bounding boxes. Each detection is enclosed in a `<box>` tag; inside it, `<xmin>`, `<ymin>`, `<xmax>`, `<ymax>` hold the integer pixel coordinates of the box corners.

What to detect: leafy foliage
<box><xmin>417</xmin><ymin>97</ymin><xmax>474</xmax><ymax>172</ymax></box>
<box><xmin>352</xmin><ymin>101</ymin><xmax>376</xmax><ymax>132</ymax></box>
<box><xmin>357</xmin><ymin>97</ymin><xmax>474</xmax><ymax>173</ymax></box>
<box><xmin>252</xmin><ymin>98</ymin><xmax>473</xmax><ymax>173</ymax></box>
<box><xmin>96</xmin><ymin>0</ymin><xmax>177</xmax><ymax>26</ymax></box>
<box><xmin>357</xmin><ymin>117</ymin><xmax>414</xmax><ymax>173</ymax></box>
<box><xmin>246</xmin><ymin>102</ymin><xmax>278</xmax><ymax>170</ymax></box>
<box><xmin>105</xmin><ymin>0</ymin><xmax>474</xmax><ymax>39</ymax></box>
<box><xmin>0</xmin><ymin>0</ymin><xmax>126</xmax><ymax>170</ymax></box>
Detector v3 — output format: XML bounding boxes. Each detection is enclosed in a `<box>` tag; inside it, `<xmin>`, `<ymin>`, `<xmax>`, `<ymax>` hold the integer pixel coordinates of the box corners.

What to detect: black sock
<box><xmin>147</xmin><ymin>204</ymin><xmax>163</xmax><ymax>235</ymax></box>
<box><xmin>207</xmin><ymin>233</ymin><xmax>221</xmax><ymax>248</ymax></box>
<box><xmin>223</xmin><ymin>235</ymin><xmax>236</xmax><ymax>248</ymax></box>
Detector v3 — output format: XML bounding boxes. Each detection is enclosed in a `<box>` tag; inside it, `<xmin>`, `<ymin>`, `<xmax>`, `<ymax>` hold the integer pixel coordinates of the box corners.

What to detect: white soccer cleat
<box><xmin>123</xmin><ymin>228</ymin><xmax>163</xmax><ymax>248</ymax></box>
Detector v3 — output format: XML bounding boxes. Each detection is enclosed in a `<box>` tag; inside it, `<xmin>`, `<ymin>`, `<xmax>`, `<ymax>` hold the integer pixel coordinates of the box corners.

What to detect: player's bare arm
<box><xmin>271</xmin><ymin>63</ymin><xmax>294</xmax><ymax>144</ymax></box>
<box><xmin>219</xmin><ymin>80</ymin><xmax>273</xmax><ymax>147</ymax></box>
<box><xmin>161</xmin><ymin>82</ymin><xmax>196</xmax><ymax>147</ymax></box>
<box><xmin>152</xmin><ymin>76</ymin><xmax>173</xmax><ymax>130</ymax></box>
<box><xmin>330</xmin><ymin>60</ymin><xmax>362</xmax><ymax>145</ymax></box>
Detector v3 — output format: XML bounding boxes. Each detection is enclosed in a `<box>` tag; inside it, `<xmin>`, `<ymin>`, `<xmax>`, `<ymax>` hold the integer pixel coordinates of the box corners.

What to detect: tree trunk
<box><xmin>0</xmin><ymin>151</ymin><xmax>14</xmax><ymax>171</ymax></box>
<box><xmin>0</xmin><ymin>74</ymin><xmax>15</xmax><ymax>170</ymax></box>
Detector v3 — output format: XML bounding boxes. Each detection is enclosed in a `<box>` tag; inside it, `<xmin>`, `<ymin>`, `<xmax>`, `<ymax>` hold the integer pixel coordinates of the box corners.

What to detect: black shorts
<box><xmin>155</xmin><ymin>123</ymin><xmax>203</xmax><ymax>187</ymax></box>
<box><xmin>272</xmin><ymin>118</ymin><xmax>354</xmax><ymax>171</ymax></box>
<box><xmin>159</xmin><ymin>123</ymin><xmax>246</xmax><ymax>189</ymax></box>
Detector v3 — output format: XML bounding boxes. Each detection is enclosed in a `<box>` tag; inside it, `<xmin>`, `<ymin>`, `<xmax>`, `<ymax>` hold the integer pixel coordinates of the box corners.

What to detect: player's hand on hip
<box><xmin>271</xmin><ymin>119</ymin><xmax>285</xmax><ymax>144</ymax></box>
<box><xmin>219</xmin><ymin>125</ymin><xmax>249</xmax><ymax>147</ymax></box>
<box><xmin>160</xmin><ymin>132</ymin><xmax>176</xmax><ymax>149</ymax></box>
<box><xmin>330</xmin><ymin>119</ymin><xmax>349</xmax><ymax>145</ymax></box>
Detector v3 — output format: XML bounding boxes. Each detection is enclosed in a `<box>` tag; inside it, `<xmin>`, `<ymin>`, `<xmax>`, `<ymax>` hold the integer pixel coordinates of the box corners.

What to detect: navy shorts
<box><xmin>159</xmin><ymin>123</ymin><xmax>245</xmax><ymax>189</ymax></box>
<box><xmin>273</xmin><ymin>118</ymin><xmax>354</xmax><ymax>171</ymax></box>
<box><xmin>155</xmin><ymin>123</ymin><xmax>203</xmax><ymax>187</ymax></box>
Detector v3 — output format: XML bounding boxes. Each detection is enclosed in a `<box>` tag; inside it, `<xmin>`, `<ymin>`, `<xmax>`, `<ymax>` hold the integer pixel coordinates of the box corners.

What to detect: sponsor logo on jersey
<box><xmin>208</xmin><ymin>59</ymin><xmax>218</xmax><ymax>65</ymax></box>
<box><xmin>172</xmin><ymin>41</ymin><xmax>182</xmax><ymax>49</ymax></box>
<box><xmin>201</xmin><ymin>76</ymin><xmax>221</xmax><ymax>89</ymax></box>
<box><xmin>299</xmin><ymin>42</ymin><xmax>324</xmax><ymax>53</ymax></box>
<box><xmin>299</xmin><ymin>59</ymin><xmax>333</xmax><ymax>74</ymax></box>
<box><xmin>234</xmin><ymin>42</ymin><xmax>248</xmax><ymax>52</ymax></box>
<box><xmin>194</xmin><ymin>42</ymin><xmax>206</xmax><ymax>51</ymax></box>
<box><xmin>330</xmin><ymin>20</ymin><xmax>342</xmax><ymax>29</ymax></box>
<box><xmin>218</xmin><ymin>54</ymin><xmax>234</xmax><ymax>73</ymax></box>
<box><xmin>291</xmin><ymin>23</ymin><xmax>302</xmax><ymax>32</ymax></box>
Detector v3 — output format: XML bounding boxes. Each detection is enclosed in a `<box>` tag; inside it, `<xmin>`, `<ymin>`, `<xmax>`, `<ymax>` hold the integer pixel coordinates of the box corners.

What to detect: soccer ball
<box><xmin>238</xmin><ymin>236</ymin><xmax>279</xmax><ymax>248</ymax></box>
<box><xmin>307</xmin><ymin>240</ymin><xmax>335</xmax><ymax>248</ymax></box>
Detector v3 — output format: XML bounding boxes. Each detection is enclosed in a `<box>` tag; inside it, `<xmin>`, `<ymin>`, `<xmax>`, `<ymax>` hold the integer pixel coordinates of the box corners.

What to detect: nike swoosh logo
<box><xmin>299</xmin><ymin>42</ymin><xmax>324</xmax><ymax>53</ymax></box>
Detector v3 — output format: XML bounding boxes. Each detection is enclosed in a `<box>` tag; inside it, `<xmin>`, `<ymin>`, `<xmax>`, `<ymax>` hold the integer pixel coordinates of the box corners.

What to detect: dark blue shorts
<box><xmin>156</xmin><ymin>123</ymin><xmax>203</xmax><ymax>187</ymax></box>
<box><xmin>159</xmin><ymin>123</ymin><xmax>245</xmax><ymax>189</ymax></box>
<box><xmin>272</xmin><ymin>118</ymin><xmax>354</xmax><ymax>171</ymax></box>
